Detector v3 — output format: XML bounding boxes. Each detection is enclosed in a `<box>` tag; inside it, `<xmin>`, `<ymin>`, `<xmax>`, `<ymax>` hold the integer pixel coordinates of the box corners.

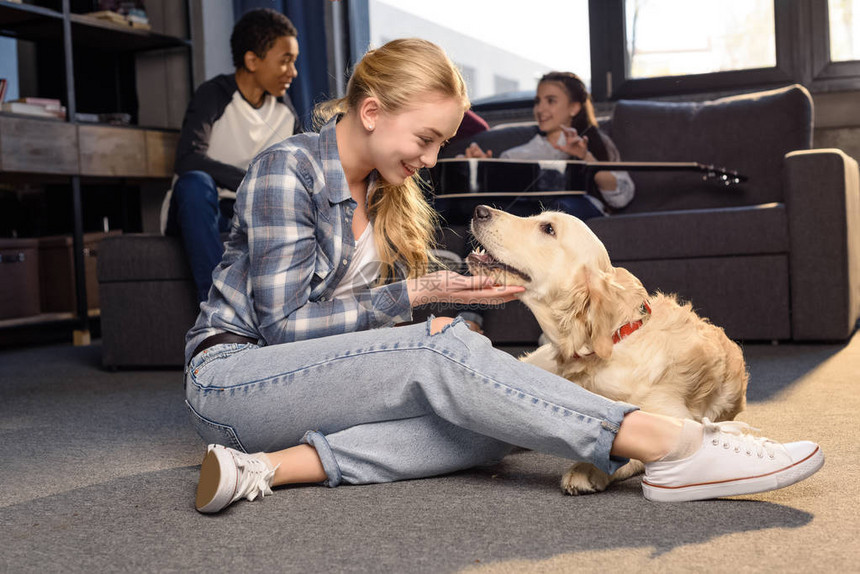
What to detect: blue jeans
<box><xmin>165</xmin><ymin>171</ymin><xmax>232</xmax><ymax>302</ymax></box>
<box><xmin>184</xmin><ymin>317</ymin><xmax>638</xmax><ymax>487</ymax></box>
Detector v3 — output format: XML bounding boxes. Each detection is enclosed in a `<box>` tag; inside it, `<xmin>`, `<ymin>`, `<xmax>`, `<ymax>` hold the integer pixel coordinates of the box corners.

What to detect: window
<box><xmin>625</xmin><ymin>0</ymin><xmax>776</xmax><ymax>78</ymax></box>
<box><xmin>363</xmin><ymin>0</ymin><xmax>590</xmax><ymax>103</ymax></box>
<box><xmin>829</xmin><ymin>0</ymin><xmax>860</xmax><ymax>62</ymax></box>
<box><xmin>812</xmin><ymin>0</ymin><xmax>860</xmax><ymax>90</ymax></box>
<box><xmin>589</xmin><ymin>0</ymin><xmax>860</xmax><ymax>100</ymax></box>
<box><xmin>348</xmin><ymin>1</ymin><xmax>860</xmax><ymax>104</ymax></box>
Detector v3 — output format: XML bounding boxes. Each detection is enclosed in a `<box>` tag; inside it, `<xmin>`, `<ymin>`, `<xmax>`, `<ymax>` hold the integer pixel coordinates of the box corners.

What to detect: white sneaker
<box><xmin>642</xmin><ymin>419</ymin><xmax>824</xmax><ymax>502</ymax></box>
<box><xmin>195</xmin><ymin>444</ymin><xmax>277</xmax><ymax>513</ymax></box>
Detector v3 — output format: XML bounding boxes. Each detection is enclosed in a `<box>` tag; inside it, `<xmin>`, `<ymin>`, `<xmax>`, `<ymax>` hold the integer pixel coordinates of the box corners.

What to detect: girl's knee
<box><xmin>429</xmin><ymin>316</ymin><xmax>456</xmax><ymax>335</ymax></box>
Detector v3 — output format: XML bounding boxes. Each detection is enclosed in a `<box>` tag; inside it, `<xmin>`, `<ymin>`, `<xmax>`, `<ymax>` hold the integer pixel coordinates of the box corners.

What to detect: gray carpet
<box><xmin>1</xmin><ymin>335</ymin><xmax>859</xmax><ymax>573</ymax></box>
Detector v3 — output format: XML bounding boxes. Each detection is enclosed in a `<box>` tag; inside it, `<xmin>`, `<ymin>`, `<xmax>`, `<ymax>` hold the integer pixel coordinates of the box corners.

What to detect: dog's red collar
<box><xmin>573</xmin><ymin>301</ymin><xmax>651</xmax><ymax>359</ymax></box>
<box><xmin>612</xmin><ymin>301</ymin><xmax>652</xmax><ymax>344</ymax></box>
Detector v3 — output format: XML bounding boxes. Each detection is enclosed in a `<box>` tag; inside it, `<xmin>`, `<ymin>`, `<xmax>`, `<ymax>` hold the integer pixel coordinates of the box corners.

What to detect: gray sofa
<box><xmin>431</xmin><ymin>84</ymin><xmax>860</xmax><ymax>343</ymax></box>
<box><xmin>98</xmin><ymin>84</ymin><xmax>860</xmax><ymax>368</ymax></box>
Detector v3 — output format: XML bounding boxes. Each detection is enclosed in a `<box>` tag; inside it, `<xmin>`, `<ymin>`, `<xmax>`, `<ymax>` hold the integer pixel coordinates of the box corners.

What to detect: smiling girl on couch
<box><xmin>465</xmin><ymin>72</ymin><xmax>634</xmax><ymax>220</ymax></box>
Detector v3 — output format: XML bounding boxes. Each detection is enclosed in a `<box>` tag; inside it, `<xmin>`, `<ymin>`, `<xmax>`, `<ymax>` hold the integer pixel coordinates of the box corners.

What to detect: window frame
<box><xmin>589</xmin><ymin>0</ymin><xmax>860</xmax><ymax>101</ymax></box>
<box><xmin>810</xmin><ymin>0</ymin><xmax>860</xmax><ymax>90</ymax></box>
<box><xmin>345</xmin><ymin>0</ymin><xmax>860</xmax><ymax>106</ymax></box>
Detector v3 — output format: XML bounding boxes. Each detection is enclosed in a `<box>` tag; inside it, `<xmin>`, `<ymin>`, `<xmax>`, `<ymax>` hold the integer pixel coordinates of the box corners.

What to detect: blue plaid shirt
<box><xmin>185</xmin><ymin>117</ymin><xmax>413</xmax><ymax>363</ymax></box>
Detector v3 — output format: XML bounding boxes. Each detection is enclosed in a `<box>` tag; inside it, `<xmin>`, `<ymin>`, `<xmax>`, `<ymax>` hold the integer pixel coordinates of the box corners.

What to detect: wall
<box><xmin>0</xmin><ymin>37</ymin><xmax>19</xmax><ymax>102</ymax></box>
<box><xmin>135</xmin><ymin>0</ymin><xmax>192</xmax><ymax>129</ymax></box>
<box><xmin>813</xmin><ymin>90</ymin><xmax>860</xmax><ymax>162</ymax></box>
<box><xmin>189</xmin><ymin>0</ymin><xmax>235</xmax><ymax>86</ymax></box>
<box><xmin>368</xmin><ymin>1</ymin><xmax>549</xmax><ymax>101</ymax></box>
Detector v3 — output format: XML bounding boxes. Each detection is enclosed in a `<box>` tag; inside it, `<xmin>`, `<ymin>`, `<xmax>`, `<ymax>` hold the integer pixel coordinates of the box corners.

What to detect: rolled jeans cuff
<box><xmin>302</xmin><ymin>430</ymin><xmax>343</xmax><ymax>487</ymax></box>
<box><xmin>597</xmin><ymin>401</ymin><xmax>640</xmax><ymax>475</ymax></box>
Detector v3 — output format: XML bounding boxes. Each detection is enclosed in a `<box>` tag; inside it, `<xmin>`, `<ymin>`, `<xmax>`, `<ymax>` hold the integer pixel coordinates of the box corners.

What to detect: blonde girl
<box><xmin>185</xmin><ymin>39</ymin><xmax>822</xmax><ymax>513</ymax></box>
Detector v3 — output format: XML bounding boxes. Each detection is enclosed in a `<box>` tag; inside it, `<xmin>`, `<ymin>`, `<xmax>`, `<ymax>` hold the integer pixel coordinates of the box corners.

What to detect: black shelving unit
<box><xmin>0</xmin><ymin>0</ymin><xmax>190</xmax><ymax>344</ymax></box>
<box><xmin>0</xmin><ymin>2</ymin><xmax>63</xmax><ymax>40</ymax></box>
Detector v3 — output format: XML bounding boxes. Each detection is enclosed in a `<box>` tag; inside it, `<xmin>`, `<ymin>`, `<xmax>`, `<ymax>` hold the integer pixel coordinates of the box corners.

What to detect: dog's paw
<box><xmin>560</xmin><ymin>462</ymin><xmax>611</xmax><ymax>495</ymax></box>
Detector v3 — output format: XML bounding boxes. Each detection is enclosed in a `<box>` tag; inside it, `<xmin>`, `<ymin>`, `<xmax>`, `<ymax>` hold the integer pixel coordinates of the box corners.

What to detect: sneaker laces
<box><xmin>234</xmin><ymin>453</ymin><xmax>276</xmax><ymax>502</ymax></box>
<box><xmin>703</xmin><ymin>418</ymin><xmax>777</xmax><ymax>459</ymax></box>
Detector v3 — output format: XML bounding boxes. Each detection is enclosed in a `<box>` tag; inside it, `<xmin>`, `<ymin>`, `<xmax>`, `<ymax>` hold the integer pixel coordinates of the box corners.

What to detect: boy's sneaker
<box><xmin>195</xmin><ymin>444</ymin><xmax>276</xmax><ymax>513</ymax></box>
<box><xmin>642</xmin><ymin>419</ymin><xmax>824</xmax><ymax>502</ymax></box>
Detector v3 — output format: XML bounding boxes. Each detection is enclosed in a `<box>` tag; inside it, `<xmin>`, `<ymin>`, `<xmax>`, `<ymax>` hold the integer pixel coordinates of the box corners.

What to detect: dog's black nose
<box><xmin>474</xmin><ymin>205</ymin><xmax>492</xmax><ymax>220</ymax></box>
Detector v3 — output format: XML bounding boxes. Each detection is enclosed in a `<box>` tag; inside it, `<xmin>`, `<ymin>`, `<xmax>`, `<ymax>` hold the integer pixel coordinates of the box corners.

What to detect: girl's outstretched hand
<box><xmin>406</xmin><ymin>270</ymin><xmax>524</xmax><ymax>307</ymax></box>
<box><xmin>551</xmin><ymin>126</ymin><xmax>591</xmax><ymax>160</ymax></box>
<box><xmin>463</xmin><ymin>142</ymin><xmax>494</xmax><ymax>158</ymax></box>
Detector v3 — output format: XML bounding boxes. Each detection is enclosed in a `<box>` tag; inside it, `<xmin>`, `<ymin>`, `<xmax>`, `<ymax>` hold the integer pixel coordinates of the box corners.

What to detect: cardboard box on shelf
<box><xmin>38</xmin><ymin>231</ymin><xmax>121</xmax><ymax>313</ymax></box>
<box><xmin>0</xmin><ymin>238</ymin><xmax>40</xmax><ymax>320</ymax></box>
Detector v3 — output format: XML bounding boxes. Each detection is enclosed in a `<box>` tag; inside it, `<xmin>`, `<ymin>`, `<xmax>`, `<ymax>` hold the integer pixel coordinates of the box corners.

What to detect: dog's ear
<box><xmin>584</xmin><ymin>270</ymin><xmax>617</xmax><ymax>359</ymax></box>
<box><xmin>553</xmin><ymin>267</ymin><xmax>616</xmax><ymax>360</ymax></box>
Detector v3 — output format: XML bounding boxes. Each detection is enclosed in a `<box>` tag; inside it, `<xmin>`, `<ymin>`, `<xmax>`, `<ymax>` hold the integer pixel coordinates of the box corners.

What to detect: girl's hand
<box><xmin>406</xmin><ymin>270</ymin><xmax>524</xmax><ymax>307</ymax></box>
<box><xmin>551</xmin><ymin>126</ymin><xmax>591</xmax><ymax>160</ymax></box>
<box><xmin>464</xmin><ymin>142</ymin><xmax>494</xmax><ymax>158</ymax></box>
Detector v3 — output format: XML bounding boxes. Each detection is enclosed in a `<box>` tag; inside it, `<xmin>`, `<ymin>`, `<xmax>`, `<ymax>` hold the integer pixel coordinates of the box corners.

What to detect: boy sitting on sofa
<box><xmin>161</xmin><ymin>8</ymin><xmax>302</xmax><ymax>302</ymax></box>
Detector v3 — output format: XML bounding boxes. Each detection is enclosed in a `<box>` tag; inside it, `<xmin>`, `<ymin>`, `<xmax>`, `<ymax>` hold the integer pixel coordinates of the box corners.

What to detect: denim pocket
<box><xmin>185</xmin><ymin>400</ymin><xmax>246</xmax><ymax>452</ymax></box>
<box><xmin>188</xmin><ymin>343</ymin><xmax>257</xmax><ymax>385</ymax></box>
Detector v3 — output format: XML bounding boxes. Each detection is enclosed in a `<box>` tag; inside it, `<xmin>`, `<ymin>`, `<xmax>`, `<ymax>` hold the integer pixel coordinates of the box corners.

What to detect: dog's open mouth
<box><xmin>466</xmin><ymin>246</ymin><xmax>532</xmax><ymax>283</ymax></box>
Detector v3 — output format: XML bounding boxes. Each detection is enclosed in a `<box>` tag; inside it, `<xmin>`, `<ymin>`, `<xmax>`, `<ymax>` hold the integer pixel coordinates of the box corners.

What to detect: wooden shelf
<box><xmin>0</xmin><ymin>310</ymin><xmax>92</xmax><ymax>329</ymax></box>
<box><xmin>0</xmin><ymin>309</ymin><xmax>99</xmax><ymax>347</ymax></box>
<box><xmin>0</xmin><ymin>1</ymin><xmax>189</xmax><ymax>52</ymax></box>
<box><xmin>0</xmin><ymin>1</ymin><xmax>63</xmax><ymax>42</ymax></box>
<box><xmin>69</xmin><ymin>14</ymin><xmax>190</xmax><ymax>52</ymax></box>
<box><xmin>0</xmin><ymin>114</ymin><xmax>79</xmax><ymax>175</ymax></box>
<box><xmin>0</xmin><ymin>0</ymin><xmax>190</xmax><ymax>344</ymax></box>
<box><xmin>0</xmin><ymin>115</ymin><xmax>179</xmax><ymax>179</ymax></box>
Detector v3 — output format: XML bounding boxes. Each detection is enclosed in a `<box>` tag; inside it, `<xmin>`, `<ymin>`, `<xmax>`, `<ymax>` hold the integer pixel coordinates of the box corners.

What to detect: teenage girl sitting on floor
<box><xmin>185</xmin><ymin>39</ymin><xmax>823</xmax><ymax>513</ymax></box>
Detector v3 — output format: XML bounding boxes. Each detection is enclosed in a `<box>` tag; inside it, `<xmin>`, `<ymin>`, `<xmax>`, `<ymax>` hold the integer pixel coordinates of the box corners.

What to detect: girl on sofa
<box><xmin>465</xmin><ymin>72</ymin><xmax>634</xmax><ymax>220</ymax></box>
<box><xmin>184</xmin><ymin>38</ymin><xmax>822</xmax><ymax>513</ymax></box>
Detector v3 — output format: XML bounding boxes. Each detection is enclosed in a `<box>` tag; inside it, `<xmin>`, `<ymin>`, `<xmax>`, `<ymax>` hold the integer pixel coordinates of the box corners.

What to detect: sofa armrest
<box><xmin>785</xmin><ymin>149</ymin><xmax>860</xmax><ymax>340</ymax></box>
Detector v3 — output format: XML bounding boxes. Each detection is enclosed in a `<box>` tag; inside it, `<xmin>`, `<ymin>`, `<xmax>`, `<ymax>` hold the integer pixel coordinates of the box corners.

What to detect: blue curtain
<box><xmin>233</xmin><ymin>0</ymin><xmax>331</xmax><ymax>129</ymax></box>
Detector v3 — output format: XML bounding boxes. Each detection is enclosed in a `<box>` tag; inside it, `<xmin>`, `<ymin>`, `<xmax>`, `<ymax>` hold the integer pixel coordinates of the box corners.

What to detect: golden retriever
<box><xmin>467</xmin><ymin>205</ymin><xmax>748</xmax><ymax>495</ymax></box>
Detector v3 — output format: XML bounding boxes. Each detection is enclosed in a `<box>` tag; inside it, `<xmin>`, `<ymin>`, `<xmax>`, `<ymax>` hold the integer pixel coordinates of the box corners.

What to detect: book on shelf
<box><xmin>73</xmin><ymin>112</ymin><xmax>132</xmax><ymax>125</ymax></box>
<box><xmin>85</xmin><ymin>9</ymin><xmax>151</xmax><ymax>29</ymax></box>
<box><xmin>75</xmin><ymin>112</ymin><xmax>101</xmax><ymax>124</ymax></box>
<box><xmin>1</xmin><ymin>101</ymin><xmax>66</xmax><ymax>120</ymax></box>
<box><xmin>12</xmin><ymin>96</ymin><xmax>62</xmax><ymax>109</ymax></box>
<box><xmin>0</xmin><ymin>79</ymin><xmax>7</xmax><ymax>104</ymax></box>
<box><xmin>99</xmin><ymin>112</ymin><xmax>132</xmax><ymax>125</ymax></box>
<box><xmin>87</xmin><ymin>10</ymin><xmax>129</xmax><ymax>24</ymax></box>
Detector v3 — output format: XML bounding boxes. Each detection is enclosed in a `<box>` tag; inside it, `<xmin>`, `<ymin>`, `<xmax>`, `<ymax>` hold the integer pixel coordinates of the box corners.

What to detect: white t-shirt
<box><xmin>331</xmin><ymin>223</ymin><xmax>381</xmax><ymax>300</ymax></box>
<box><xmin>501</xmin><ymin>132</ymin><xmax>635</xmax><ymax>212</ymax></box>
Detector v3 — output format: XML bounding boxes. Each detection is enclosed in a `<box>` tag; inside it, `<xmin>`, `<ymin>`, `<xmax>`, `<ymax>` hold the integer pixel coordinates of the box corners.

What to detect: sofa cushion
<box><xmin>609</xmin><ymin>84</ymin><xmax>813</xmax><ymax>213</ymax></box>
<box><xmin>622</xmin><ymin>254</ymin><xmax>791</xmax><ymax>341</ymax></box>
<box><xmin>587</xmin><ymin>202</ymin><xmax>788</xmax><ymax>261</ymax></box>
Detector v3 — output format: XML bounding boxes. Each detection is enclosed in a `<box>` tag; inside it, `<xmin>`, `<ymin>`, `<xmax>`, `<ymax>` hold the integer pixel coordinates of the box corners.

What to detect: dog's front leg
<box><xmin>519</xmin><ymin>344</ymin><xmax>559</xmax><ymax>374</ymax></box>
<box><xmin>561</xmin><ymin>460</ymin><xmax>645</xmax><ymax>495</ymax></box>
